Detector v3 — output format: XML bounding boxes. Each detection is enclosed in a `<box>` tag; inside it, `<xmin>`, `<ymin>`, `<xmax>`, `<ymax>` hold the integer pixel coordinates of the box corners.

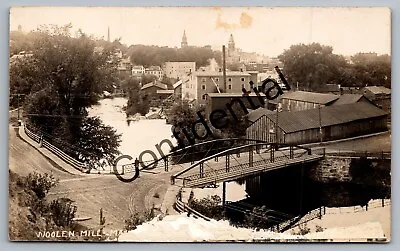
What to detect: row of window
<box><xmin>201</xmin><ymin>77</ymin><xmax>246</xmax><ymax>82</ymax></box>
<box><xmin>201</xmin><ymin>84</ymin><xmax>232</xmax><ymax>90</ymax></box>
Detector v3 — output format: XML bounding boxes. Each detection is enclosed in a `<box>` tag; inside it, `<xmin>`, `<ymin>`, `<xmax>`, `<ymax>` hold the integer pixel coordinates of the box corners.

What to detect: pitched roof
<box><xmin>364</xmin><ymin>86</ymin><xmax>391</xmax><ymax>95</ymax></box>
<box><xmin>249</xmin><ymin>102</ymin><xmax>387</xmax><ymax>133</ymax></box>
<box><xmin>280</xmin><ymin>91</ymin><xmax>339</xmax><ymax>105</ymax></box>
<box><xmin>141</xmin><ymin>81</ymin><xmax>168</xmax><ymax>90</ymax></box>
<box><xmin>247</xmin><ymin>107</ymin><xmax>275</xmax><ymax>123</ymax></box>
<box><xmin>173</xmin><ymin>80</ymin><xmax>183</xmax><ymax>89</ymax></box>
<box><xmin>146</xmin><ymin>65</ymin><xmax>162</xmax><ymax>71</ymax></box>
<box><xmin>332</xmin><ymin>94</ymin><xmax>364</xmax><ymax>105</ymax></box>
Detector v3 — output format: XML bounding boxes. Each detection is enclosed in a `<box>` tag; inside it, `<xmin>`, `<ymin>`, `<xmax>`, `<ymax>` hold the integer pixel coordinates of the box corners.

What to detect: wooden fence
<box><xmin>24</xmin><ymin>125</ymin><xmax>86</xmax><ymax>172</ymax></box>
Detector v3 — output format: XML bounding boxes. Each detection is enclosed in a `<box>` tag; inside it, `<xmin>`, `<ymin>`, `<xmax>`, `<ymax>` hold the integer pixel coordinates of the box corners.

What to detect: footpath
<box><xmin>18</xmin><ymin>124</ymin><xmax>83</xmax><ymax>175</ymax></box>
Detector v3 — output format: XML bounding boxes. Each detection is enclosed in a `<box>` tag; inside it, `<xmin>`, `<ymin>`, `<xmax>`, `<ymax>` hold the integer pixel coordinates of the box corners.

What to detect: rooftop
<box><xmin>248</xmin><ymin>102</ymin><xmax>387</xmax><ymax>133</ymax></box>
<box><xmin>173</xmin><ymin>80</ymin><xmax>183</xmax><ymax>89</ymax></box>
<box><xmin>332</xmin><ymin>94</ymin><xmax>365</xmax><ymax>105</ymax></box>
<box><xmin>141</xmin><ymin>81</ymin><xmax>168</xmax><ymax>90</ymax></box>
<box><xmin>280</xmin><ymin>91</ymin><xmax>339</xmax><ymax>105</ymax></box>
<box><xmin>364</xmin><ymin>86</ymin><xmax>391</xmax><ymax>95</ymax></box>
<box><xmin>247</xmin><ymin>107</ymin><xmax>275</xmax><ymax>123</ymax></box>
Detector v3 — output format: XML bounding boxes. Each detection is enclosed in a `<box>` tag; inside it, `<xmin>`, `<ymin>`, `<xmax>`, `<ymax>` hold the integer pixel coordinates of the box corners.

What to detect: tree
<box><xmin>124</xmin><ymin>77</ymin><xmax>150</xmax><ymax>116</ymax></box>
<box><xmin>278</xmin><ymin>43</ymin><xmax>348</xmax><ymax>91</ymax></box>
<box><xmin>10</xmin><ymin>24</ymin><xmax>122</xmax><ymax>166</ymax></box>
<box><xmin>126</xmin><ymin>44</ymin><xmax>221</xmax><ymax>68</ymax></box>
<box><xmin>166</xmin><ymin>100</ymin><xmax>197</xmax><ymax>128</ymax></box>
<box><xmin>349</xmin><ymin>53</ymin><xmax>391</xmax><ymax>88</ymax></box>
<box><xmin>76</xmin><ymin>116</ymin><xmax>121</xmax><ymax>164</ymax></box>
<box><xmin>141</xmin><ymin>74</ymin><xmax>158</xmax><ymax>85</ymax></box>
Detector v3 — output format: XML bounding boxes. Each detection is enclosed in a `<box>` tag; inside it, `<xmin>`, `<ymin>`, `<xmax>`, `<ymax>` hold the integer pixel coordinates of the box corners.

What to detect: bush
<box><xmin>124</xmin><ymin>205</ymin><xmax>157</xmax><ymax>231</ymax></box>
<box><xmin>188</xmin><ymin>195</ymin><xmax>225</xmax><ymax>220</ymax></box>
<box><xmin>48</xmin><ymin>198</ymin><xmax>77</xmax><ymax>227</ymax></box>
<box><xmin>293</xmin><ymin>223</ymin><xmax>311</xmax><ymax>235</ymax></box>
<box><xmin>244</xmin><ymin>205</ymin><xmax>275</xmax><ymax>230</ymax></box>
<box><xmin>26</xmin><ymin>172</ymin><xmax>58</xmax><ymax>199</ymax></box>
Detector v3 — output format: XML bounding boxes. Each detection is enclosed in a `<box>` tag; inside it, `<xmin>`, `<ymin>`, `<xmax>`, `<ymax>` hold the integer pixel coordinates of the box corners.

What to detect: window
<box><xmin>202</xmin><ymin>94</ymin><xmax>207</xmax><ymax>100</ymax></box>
<box><xmin>228</xmin><ymin>78</ymin><xmax>232</xmax><ymax>82</ymax></box>
<box><xmin>228</xmin><ymin>84</ymin><xmax>232</xmax><ymax>90</ymax></box>
<box><xmin>201</xmin><ymin>77</ymin><xmax>207</xmax><ymax>82</ymax></box>
<box><xmin>241</xmin><ymin>77</ymin><xmax>245</xmax><ymax>82</ymax></box>
<box><xmin>202</xmin><ymin>84</ymin><xmax>206</xmax><ymax>90</ymax></box>
<box><xmin>215</xmin><ymin>77</ymin><xmax>220</xmax><ymax>82</ymax></box>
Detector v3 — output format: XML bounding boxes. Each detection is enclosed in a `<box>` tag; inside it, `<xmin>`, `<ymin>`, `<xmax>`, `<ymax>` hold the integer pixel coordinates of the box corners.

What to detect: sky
<box><xmin>9</xmin><ymin>7</ymin><xmax>391</xmax><ymax>57</ymax></box>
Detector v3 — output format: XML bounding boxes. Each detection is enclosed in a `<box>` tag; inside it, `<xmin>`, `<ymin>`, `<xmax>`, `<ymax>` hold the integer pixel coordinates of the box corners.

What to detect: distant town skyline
<box><xmin>10</xmin><ymin>7</ymin><xmax>391</xmax><ymax>57</ymax></box>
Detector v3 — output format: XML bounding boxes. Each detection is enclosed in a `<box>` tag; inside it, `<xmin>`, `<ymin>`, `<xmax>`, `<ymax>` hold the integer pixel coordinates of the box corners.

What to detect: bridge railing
<box><xmin>24</xmin><ymin>125</ymin><xmax>86</xmax><ymax>172</ymax></box>
<box><xmin>174</xmin><ymin>189</ymin><xmax>212</xmax><ymax>221</ymax></box>
<box><xmin>178</xmin><ymin>148</ymin><xmax>312</xmax><ymax>186</ymax></box>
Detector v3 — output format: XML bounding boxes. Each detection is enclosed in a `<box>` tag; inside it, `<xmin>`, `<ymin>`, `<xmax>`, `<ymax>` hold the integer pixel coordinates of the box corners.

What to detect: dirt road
<box><xmin>8</xmin><ymin>125</ymin><xmax>178</xmax><ymax>231</ymax></box>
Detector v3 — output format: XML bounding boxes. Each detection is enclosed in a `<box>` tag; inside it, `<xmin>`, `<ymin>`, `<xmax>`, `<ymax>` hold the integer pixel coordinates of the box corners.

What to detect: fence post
<box><xmin>164</xmin><ymin>158</ymin><xmax>168</xmax><ymax>172</ymax></box>
<box><xmin>319</xmin><ymin>207</ymin><xmax>322</xmax><ymax>219</ymax></box>
<box><xmin>382</xmin><ymin>199</ymin><xmax>384</xmax><ymax>207</ymax></box>
<box><xmin>323</xmin><ymin>206</ymin><xmax>326</xmax><ymax>215</ymax></box>
<box><xmin>226</xmin><ymin>154</ymin><xmax>230</xmax><ymax>172</ymax></box>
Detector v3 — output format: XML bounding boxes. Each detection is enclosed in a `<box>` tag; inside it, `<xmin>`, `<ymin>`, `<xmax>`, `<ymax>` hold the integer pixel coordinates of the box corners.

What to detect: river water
<box><xmin>87</xmin><ymin>97</ymin><xmax>176</xmax><ymax>162</ymax></box>
<box><xmin>87</xmin><ymin>97</ymin><xmax>247</xmax><ymax>200</ymax></box>
<box><xmin>87</xmin><ymin>97</ymin><xmax>390</xmax><ymax>231</ymax></box>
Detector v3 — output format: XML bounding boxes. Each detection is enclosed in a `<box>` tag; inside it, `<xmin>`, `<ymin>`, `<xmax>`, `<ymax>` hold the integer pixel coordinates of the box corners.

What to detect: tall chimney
<box><xmin>222</xmin><ymin>45</ymin><xmax>227</xmax><ymax>91</ymax></box>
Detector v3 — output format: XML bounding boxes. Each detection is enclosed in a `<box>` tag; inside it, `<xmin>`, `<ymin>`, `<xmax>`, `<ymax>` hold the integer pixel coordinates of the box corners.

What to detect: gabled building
<box><xmin>278</xmin><ymin>91</ymin><xmax>339</xmax><ymax>112</ymax></box>
<box><xmin>163</xmin><ymin>61</ymin><xmax>196</xmax><ymax>79</ymax></box>
<box><xmin>182</xmin><ymin>70</ymin><xmax>257</xmax><ymax>106</ymax></box>
<box><xmin>362</xmin><ymin>86</ymin><xmax>391</xmax><ymax>113</ymax></box>
<box><xmin>331</xmin><ymin>94</ymin><xmax>370</xmax><ymax>106</ymax></box>
<box><xmin>246</xmin><ymin>102</ymin><xmax>388</xmax><ymax>145</ymax></box>
<box><xmin>145</xmin><ymin>66</ymin><xmax>163</xmax><ymax>80</ymax></box>
<box><xmin>140</xmin><ymin>80</ymin><xmax>168</xmax><ymax>98</ymax></box>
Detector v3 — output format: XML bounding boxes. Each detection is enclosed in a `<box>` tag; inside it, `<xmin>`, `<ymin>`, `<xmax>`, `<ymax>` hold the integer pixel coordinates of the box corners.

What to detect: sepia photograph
<box><xmin>8</xmin><ymin>6</ymin><xmax>391</xmax><ymax>242</ymax></box>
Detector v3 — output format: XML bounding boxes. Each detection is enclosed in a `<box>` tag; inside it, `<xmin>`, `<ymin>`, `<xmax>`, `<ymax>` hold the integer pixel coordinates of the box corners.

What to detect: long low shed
<box><xmin>246</xmin><ymin>102</ymin><xmax>388</xmax><ymax>145</ymax></box>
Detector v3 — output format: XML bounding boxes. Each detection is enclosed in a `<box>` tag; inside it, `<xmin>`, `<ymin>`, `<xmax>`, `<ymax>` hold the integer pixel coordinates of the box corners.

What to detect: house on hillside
<box><xmin>145</xmin><ymin>66</ymin><xmax>164</xmax><ymax>80</ymax></box>
<box><xmin>246</xmin><ymin>102</ymin><xmax>388</xmax><ymax>145</ymax></box>
<box><xmin>163</xmin><ymin>61</ymin><xmax>196</xmax><ymax>79</ymax></box>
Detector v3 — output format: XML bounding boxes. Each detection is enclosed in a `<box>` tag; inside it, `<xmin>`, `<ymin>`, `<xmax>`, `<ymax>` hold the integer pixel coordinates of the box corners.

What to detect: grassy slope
<box><xmin>9</xmin><ymin>124</ymin><xmax>173</xmax><ymax>235</ymax></box>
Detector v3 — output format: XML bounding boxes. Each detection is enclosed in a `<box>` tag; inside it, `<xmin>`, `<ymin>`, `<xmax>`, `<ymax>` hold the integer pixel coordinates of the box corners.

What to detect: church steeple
<box><xmin>228</xmin><ymin>34</ymin><xmax>235</xmax><ymax>55</ymax></box>
<box><xmin>181</xmin><ymin>30</ymin><xmax>188</xmax><ymax>48</ymax></box>
<box><xmin>107</xmin><ymin>26</ymin><xmax>110</xmax><ymax>42</ymax></box>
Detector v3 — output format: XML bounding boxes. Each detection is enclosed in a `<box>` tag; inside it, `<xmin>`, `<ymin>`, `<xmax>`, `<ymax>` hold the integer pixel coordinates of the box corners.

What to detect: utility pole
<box><xmin>17</xmin><ymin>94</ymin><xmax>20</xmax><ymax>122</ymax></box>
<box><xmin>10</xmin><ymin>93</ymin><xmax>25</xmax><ymax>126</ymax></box>
<box><xmin>319</xmin><ymin>104</ymin><xmax>323</xmax><ymax>143</ymax></box>
<box><xmin>222</xmin><ymin>45</ymin><xmax>227</xmax><ymax>91</ymax></box>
